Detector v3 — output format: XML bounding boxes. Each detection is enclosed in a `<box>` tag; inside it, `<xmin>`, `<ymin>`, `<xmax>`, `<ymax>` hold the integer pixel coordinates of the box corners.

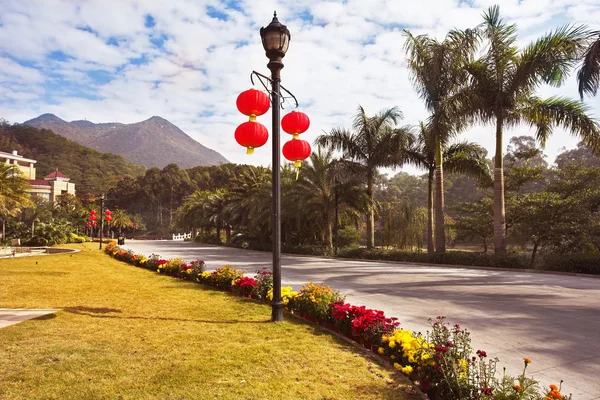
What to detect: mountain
<box><xmin>23</xmin><ymin>114</ymin><xmax>229</xmax><ymax>168</ymax></box>
<box><xmin>0</xmin><ymin>123</ymin><xmax>146</xmax><ymax>196</ymax></box>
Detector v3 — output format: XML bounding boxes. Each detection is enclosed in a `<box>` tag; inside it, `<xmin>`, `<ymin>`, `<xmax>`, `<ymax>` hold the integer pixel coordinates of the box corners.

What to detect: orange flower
<box><xmin>550</xmin><ymin>391</ymin><xmax>563</xmax><ymax>399</ymax></box>
<box><xmin>512</xmin><ymin>385</ymin><xmax>522</xmax><ymax>391</ymax></box>
<box><xmin>549</xmin><ymin>385</ymin><xmax>558</xmax><ymax>391</ymax></box>
<box><xmin>523</xmin><ymin>357</ymin><xmax>532</xmax><ymax>364</ymax></box>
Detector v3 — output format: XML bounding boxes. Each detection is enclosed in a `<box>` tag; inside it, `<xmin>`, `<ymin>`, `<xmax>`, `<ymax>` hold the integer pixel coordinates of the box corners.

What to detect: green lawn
<box><xmin>0</xmin><ymin>244</ymin><xmax>419</xmax><ymax>400</ymax></box>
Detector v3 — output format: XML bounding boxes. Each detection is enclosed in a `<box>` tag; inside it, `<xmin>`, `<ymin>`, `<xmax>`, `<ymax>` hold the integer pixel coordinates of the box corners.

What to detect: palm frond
<box><xmin>511</xmin><ymin>24</ymin><xmax>587</xmax><ymax>96</ymax></box>
<box><xmin>518</xmin><ymin>96</ymin><xmax>600</xmax><ymax>152</ymax></box>
<box><xmin>577</xmin><ymin>32</ymin><xmax>600</xmax><ymax>99</ymax></box>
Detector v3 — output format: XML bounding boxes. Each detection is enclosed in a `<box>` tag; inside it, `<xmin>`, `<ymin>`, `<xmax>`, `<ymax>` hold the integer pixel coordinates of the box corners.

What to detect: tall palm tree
<box><xmin>226</xmin><ymin>167</ymin><xmax>272</xmax><ymax>245</ymax></box>
<box><xmin>0</xmin><ymin>164</ymin><xmax>32</xmax><ymax>242</ymax></box>
<box><xmin>315</xmin><ymin>106</ymin><xmax>413</xmax><ymax>249</ymax></box>
<box><xmin>577</xmin><ymin>30</ymin><xmax>600</xmax><ymax>99</ymax></box>
<box><xmin>465</xmin><ymin>6</ymin><xmax>599</xmax><ymax>253</ymax></box>
<box><xmin>288</xmin><ymin>148</ymin><xmax>368</xmax><ymax>250</ymax></box>
<box><xmin>404</xmin><ymin>123</ymin><xmax>491</xmax><ymax>253</ymax></box>
<box><xmin>403</xmin><ymin>28</ymin><xmax>479</xmax><ymax>252</ymax></box>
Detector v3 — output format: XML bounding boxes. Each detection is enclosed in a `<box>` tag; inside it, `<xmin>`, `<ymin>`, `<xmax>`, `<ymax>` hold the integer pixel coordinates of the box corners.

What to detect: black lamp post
<box><xmin>99</xmin><ymin>193</ymin><xmax>105</xmax><ymax>250</ymax></box>
<box><xmin>260</xmin><ymin>12</ymin><xmax>291</xmax><ymax>323</ymax></box>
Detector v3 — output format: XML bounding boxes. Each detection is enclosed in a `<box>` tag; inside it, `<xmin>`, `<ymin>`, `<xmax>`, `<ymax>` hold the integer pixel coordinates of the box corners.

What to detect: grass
<box><xmin>0</xmin><ymin>243</ymin><xmax>420</xmax><ymax>400</ymax></box>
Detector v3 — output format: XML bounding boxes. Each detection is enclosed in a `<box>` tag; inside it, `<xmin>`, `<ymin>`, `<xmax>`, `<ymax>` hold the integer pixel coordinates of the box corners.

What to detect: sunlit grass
<box><xmin>0</xmin><ymin>243</ymin><xmax>419</xmax><ymax>399</ymax></box>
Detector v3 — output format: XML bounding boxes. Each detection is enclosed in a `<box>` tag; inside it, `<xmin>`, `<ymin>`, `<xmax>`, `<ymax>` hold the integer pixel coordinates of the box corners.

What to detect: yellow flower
<box><xmin>390</xmin><ymin>355</ymin><xmax>396</xmax><ymax>360</ymax></box>
<box><xmin>400</xmin><ymin>365</ymin><xmax>413</xmax><ymax>375</ymax></box>
<box><xmin>393</xmin><ymin>363</ymin><xmax>402</xmax><ymax>371</ymax></box>
<box><xmin>377</xmin><ymin>347</ymin><xmax>385</xmax><ymax>355</ymax></box>
<box><xmin>388</xmin><ymin>340</ymin><xmax>396</xmax><ymax>349</ymax></box>
<box><xmin>381</xmin><ymin>335</ymin><xmax>389</xmax><ymax>343</ymax></box>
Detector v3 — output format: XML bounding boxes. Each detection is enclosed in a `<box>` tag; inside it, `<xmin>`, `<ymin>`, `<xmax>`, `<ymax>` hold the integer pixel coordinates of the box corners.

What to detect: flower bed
<box><xmin>104</xmin><ymin>242</ymin><xmax>572</xmax><ymax>399</ymax></box>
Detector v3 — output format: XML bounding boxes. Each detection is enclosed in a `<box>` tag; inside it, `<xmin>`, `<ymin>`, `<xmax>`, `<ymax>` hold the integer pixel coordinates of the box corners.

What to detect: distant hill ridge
<box><xmin>23</xmin><ymin>114</ymin><xmax>229</xmax><ymax>169</ymax></box>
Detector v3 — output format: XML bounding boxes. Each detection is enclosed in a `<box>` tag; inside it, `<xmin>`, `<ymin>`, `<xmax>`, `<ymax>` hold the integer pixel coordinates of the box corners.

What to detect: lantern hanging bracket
<box><xmin>250</xmin><ymin>70</ymin><xmax>299</xmax><ymax>110</ymax></box>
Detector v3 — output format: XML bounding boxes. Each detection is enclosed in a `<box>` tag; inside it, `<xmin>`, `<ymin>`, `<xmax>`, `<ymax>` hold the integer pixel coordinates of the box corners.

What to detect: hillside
<box><xmin>23</xmin><ymin>114</ymin><xmax>229</xmax><ymax>168</ymax></box>
<box><xmin>0</xmin><ymin>123</ymin><xmax>146</xmax><ymax>197</ymax></box>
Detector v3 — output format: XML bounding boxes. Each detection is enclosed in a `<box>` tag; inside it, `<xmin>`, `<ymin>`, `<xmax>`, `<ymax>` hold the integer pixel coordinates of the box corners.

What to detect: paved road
<box><xmin>122</xmin><ymin>240</ymin><xmax>600</xmax><ymax>399</ymax></box>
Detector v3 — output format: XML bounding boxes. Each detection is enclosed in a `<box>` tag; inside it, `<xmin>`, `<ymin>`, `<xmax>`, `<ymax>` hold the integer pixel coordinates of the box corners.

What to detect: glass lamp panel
<box><xmin>264</xmin><ymin>30</ymin><xmax>282</xmax><ymax>51</ymax></box>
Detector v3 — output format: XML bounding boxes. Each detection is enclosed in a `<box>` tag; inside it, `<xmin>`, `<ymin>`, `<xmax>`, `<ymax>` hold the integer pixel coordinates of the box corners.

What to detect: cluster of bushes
<box><xmin>104</xmin><ymin>242</ymin><xmax>572</xmax><ymax>399</ymax></box>
<box><xmin>337</xmin><ymin>248</ymin><xmax>532</xmax><ymax>270</ymax></box>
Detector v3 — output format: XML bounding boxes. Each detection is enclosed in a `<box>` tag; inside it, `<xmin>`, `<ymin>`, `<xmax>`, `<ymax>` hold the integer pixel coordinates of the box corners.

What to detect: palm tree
<box><xmin>404</xmin><ymin>123</ymin><xmax>491</xmax><ymax>253</ymax></box>
<box><xmin>111</xmin><ymin>209</ymin><xmax>133</xmax><ymax>234</ymax></box>
<box><xmin>226</xmin><ymin>167</ymin><xmax>272</xmax><ymax>245</ymax></box>
<box><xmin>288</xmin><ymin>148</ymin><xmax>368</xmax><ymax>250</ymax></box>
<box><xmin>0</xmin><ymin>164</ymin><xmax>32</xmax><ymax>242</ymax></box>
<box><xmin>403</xmin><ymin>28</ymin><xmax>479</xmax><ymax>252</ymax></box>
<box><xmin>465</xmin><ymin>6</ymin><xmax>599</xmax><ymax>253</ymax></box>
<box><xmin>577</xmin><ymin>30</ymin><xmax>600</xmax><ymax>99</ymax></box>
<box><xmin>315</xmin><ymin>106</ymin><xmax>413</xmax><ymax>249</ymax></box>
<box><xmin>203</xmin><ymin>189</ymin><xmax>229</xmax><ymax>244</ymax></box>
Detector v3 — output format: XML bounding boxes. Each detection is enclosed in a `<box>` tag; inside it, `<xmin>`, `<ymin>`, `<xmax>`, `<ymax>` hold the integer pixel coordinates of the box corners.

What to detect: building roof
<box><xmin>0</xmin><ymin>150</ymin><xmax>37</xmax><ymax>164</ymax></box>
<box><xmin>44</xmin><ymin>168</ymin><xmax>70</xmax><ymax>180</ymax></box>
<box><xmin>29</xmin><ymin>179</ymin><xmax>51</xmax><ymax>187</ymax></box>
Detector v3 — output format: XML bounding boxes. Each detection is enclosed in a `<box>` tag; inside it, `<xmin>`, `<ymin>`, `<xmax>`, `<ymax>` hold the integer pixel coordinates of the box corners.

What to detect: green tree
<box><xmin>315</xmin><ymin>106</ymin><xmax>412</xmax><ymax>249</ymax></box>
<box><xmin>403</xmin><ymin>28</ymin><xmax>479</xmax><ymax>253</ymax></box>
<box><xmin>403</xmin><ymin>123</ymin><xmax>490</xmax><ymax>253</ymax></box>
<box><xmin>288</xmin><ymin>148</ymin><xmax>368</xmax><ymax>250</ymax></box>
<box><xmin>0</xmin><ymin>164</ymin><xmax>32</xmax><ymax>242</ymax></box>
<box><xmin>465</xmin><ymin>6</ymin><xmax>598</xmax><ymax>253</ymax></box>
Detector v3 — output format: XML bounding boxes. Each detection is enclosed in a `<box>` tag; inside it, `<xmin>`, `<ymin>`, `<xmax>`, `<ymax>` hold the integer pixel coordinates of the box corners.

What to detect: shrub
<box><xmin>253</xmin><ymin>268</ymin><xmax>273</xmax><ymax>300</ymax></box>
<box><xmin>157</xmin><ymin>258</ymin><xmax>185</xmax><ymax>276</ymax></box>
<box><xmin>208</xmin><ymin>266</ymin><xmax>244</xmax><ymax>289</ymax></box>
<box><xmin>185</xmin><ymin>260</ymin><xmax>206</xmax><ymax>281</ymax></box>
<box><xmin>68</xmin><ymin>233</ymin><xmax>86</xmax><ymax>243</ymax></box>
<box><xmin>542</xmin><ymin>253</ymin><xmax>600</xmax><ymax>275</ymax></box>
<box><xmin>294</xmin><ymin>282</ymin><xmax>343</xmax><ymax>322</ymax></box>
<box><xmin>330</xmin><ymin>303</ymin><xmax>399</xmax><ymax>344</ymax></box>
<box><xmin>336</xmin><ymin>248</ymin><xmax>531</xmax><ymax>270</ymax></box>
<box><xmin>337</xmin><ymin>227</ymin><xmax>362</xmax><ymax>248</ymax></box>
<box><xmin>233</xmin><ymin>276</ymin><xmax>257</xmax><ymax>297</ymax></box>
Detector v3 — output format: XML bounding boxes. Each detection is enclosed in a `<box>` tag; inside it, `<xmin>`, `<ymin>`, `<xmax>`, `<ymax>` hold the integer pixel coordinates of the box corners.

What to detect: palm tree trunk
<box><xmin>366</xmin><ymin>170</ymin><xmax>375</xmax><ymax>249</ymax></box>
<box><xmin>427</xmin><ymin>169</ymin><xmax>434</xmax><ymax>254</ymax></box>
<box><xmin>32</xmin><ymin>220</ymin><xmax>35</xmax><ymax>238</ymax></box>
<box><xmin>1</xmin><ymin>219</ymin><xmax>5</xmax><ymax>244</ymax></box>
<box><xmin>324</xmin><ymin>211</ymin><xmax>333</xmax><ymax>250</ymax></box>
<box><xmin>225</xmin><ymin>224</ymin><xmax>231</xmax><ymax>243</ymax></box>
<box><xmin>493</xmin><ymin>114</ymin><xmax>507</xmax><ymax>253</ymax></box>
<box><xmin>434</xmin><ymin>141</ymin><xmax>446</xmax><ymax>253</ymax></box>
<box><xmin>215</xmin><ymin>219</ymin><xmax>221</xmax><ymax>244</ymax></box>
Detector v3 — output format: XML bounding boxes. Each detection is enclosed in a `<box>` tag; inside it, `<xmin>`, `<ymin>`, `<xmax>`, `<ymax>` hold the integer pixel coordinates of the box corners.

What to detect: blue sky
<box><xmin>0</xmin><ymin>0</ymin><xmax>599</xmax><ymax>171</ymax></box>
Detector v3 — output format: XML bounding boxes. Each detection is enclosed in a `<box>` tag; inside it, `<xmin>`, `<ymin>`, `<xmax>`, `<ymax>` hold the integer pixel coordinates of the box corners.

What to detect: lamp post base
<box><xmin>271</xmin><ymin>301</ymin><xmax>284</xmax><ymax>322</ymax></box>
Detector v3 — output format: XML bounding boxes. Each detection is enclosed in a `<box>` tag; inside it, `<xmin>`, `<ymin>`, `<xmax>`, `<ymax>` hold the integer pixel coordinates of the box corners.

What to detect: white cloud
<box><xmin>0</xmin><ymin>0</ymin><xmax>599</xmax><ymax>174</ymax></box>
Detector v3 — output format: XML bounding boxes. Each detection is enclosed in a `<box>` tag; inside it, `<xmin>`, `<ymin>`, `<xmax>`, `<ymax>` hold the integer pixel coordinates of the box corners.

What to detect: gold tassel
<box><xmin>294</xmin><ymin>160</ymin><xmax>301</xmax><ymax>180</ymax></box>
<box><xmin>246</xmin><ymin>147</ymin><xmax>254</xmax><ymax>155</ymax></box>
<box><xmin>249</xmin><ymin>114</ymin><xmax>256</xmax><ymax>122</ymax></box>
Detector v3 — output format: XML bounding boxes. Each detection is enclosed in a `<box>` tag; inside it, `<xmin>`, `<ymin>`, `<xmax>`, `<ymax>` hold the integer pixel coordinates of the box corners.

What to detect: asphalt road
<box><xmin>122</xmin><ymin>240</ymin><xmax>600</xmax><ymax>399</ymax></box>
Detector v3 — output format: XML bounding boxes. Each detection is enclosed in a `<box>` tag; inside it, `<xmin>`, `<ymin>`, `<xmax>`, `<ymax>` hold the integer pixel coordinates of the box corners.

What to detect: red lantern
<box><xmin>283</xmin><ymin>139</ymin><xmax>311</xmax><ymax>168</ymax></box>
<box><xmin>236</xmin><ymin>89</ymin><xmax>270</xmax><ymax>119</ymax></box>
<box><xmin>90</xmin><ymin>215</ymin><xmax>97</xmax><ymax>221</ymax></box>
<box><xmin>87</xmin><ymin>221</ymin><xmax>91</xmax><ymax>228</ymax></box>
<box><xmin>93</xmin><ymin>221</ymin><xmax>97</xmax><ymax>227</ymax></box>
<box><xmin>281</xmin><ymin>111</ymin><xmax>310</xmax><ymax>135</ymax></box>
<box><xmin>235</xmin><ymin>121</ymin><xmax>268</xmax><ymax>154</ymax></box>
<box><xmin>90</xmin><ymin>209</ymin><xmax>97</xmax><ymax>215</ymax></box>
<box><xmin>106</xmin><ymin>216</ymin><xmax>113</xmax><ymax>222</ymax></box>
<box><xmin>105</xmin><ymin>209</ymin><xmax>112</xmax><ymax>216</ymax></box>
